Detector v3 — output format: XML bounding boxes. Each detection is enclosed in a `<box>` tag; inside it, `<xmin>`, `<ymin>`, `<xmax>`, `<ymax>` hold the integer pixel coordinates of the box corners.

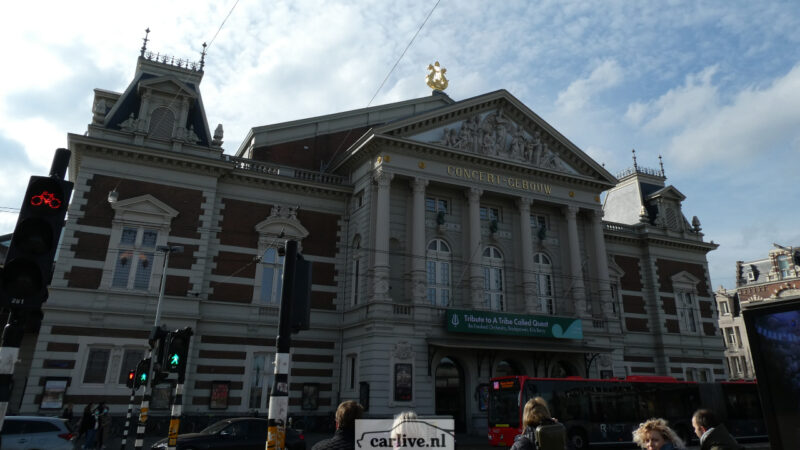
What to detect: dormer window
<box><xmin>778</xmin><ymin>255</ymin><xmax>791</xmax><ymax>278</ymax></box>
<box><xmin>148</xmin><ymin>107</ymin><xmax>175</xmax><ymax>139</ymax></box>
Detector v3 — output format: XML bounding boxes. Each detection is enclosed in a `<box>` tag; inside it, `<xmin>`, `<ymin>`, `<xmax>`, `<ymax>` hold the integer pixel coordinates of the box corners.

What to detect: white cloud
<box><xmin>555</xmin><ymin>60</ymin><xmax>623</xmax><ymax>112</ymax></box>
<box><xmin>665</xmin><ymin>63</ymin><xmax>800</xmax><ymax>168</ymax></box>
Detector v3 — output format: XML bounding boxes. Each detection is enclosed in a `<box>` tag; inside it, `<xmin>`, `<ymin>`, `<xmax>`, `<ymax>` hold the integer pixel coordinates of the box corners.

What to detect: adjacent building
<box><xmin>715</xmin><ymin>245</ymin><xmax>800</xmax><ymax>380</ymax></box>
<box><xmin>12</xmin><ymin>45</ymin><xmax>726</xmax><ymax>434</ymax></box>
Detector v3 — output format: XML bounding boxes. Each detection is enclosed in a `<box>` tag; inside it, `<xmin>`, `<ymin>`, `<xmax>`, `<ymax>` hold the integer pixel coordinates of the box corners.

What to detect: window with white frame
<box><xmin>677</xmin><ymin>291</ymin><xmax>699</xmax><ymax>334</ymax></box>
<box><xmin>118</xmin><ymin>348</ymin><xmax>145</xmax><ymax>384</ymax></box>
<box><xmin>425</xmin><ymin>197</ymin><xmax>449</xmax><ymax>214</ymax></box>
<box><xmin>426</xmin><ymin>239</ymin><xmax>451</xmax><ymax>306</ymax></box>
<box><xmin>778</xmin><ymin>255</ymin><xmax>791</xmax><ymax>278</ymax></box>
<box><xmin>480</xmin><ymin>206</ymin><xmax>501</xmax><ymax>222</ymax></box>
<box><xmin>534</xmin><ymin>252</ymin><xmax>554</xmax><ymax>314</ymax></box>
<box><xmin>482</xmin><ymin>246</ymin><xmax>505</xmax><ymax>311</ymax></box>
<box><xmin>725</xmin><ymin>327</ymin><xmax>737</xmax><ymax>347</ymax></box>
<box><xmin>83</xmin><ymin>348</ymin><xmax>111</xmax><ymax>384</ymax></box>
<box><xmin>719</xmin><ymin>300</ymin><xmax>730</xmax><ymax>315</ymax></box>
<box><xmin>112</xmin><ymin>227</ymin><xmax>158</xmax><ymax>290</ymax></box>
<box><xmin>248</xmin><ymin>352</ymin><xmax>275</xmax><ymax>410</ymax></box>
<box><xmin>734</xmin><ymin>327</ymin><xmax>743</xmax><ymax>348</ymax></box>
<box><xmin>259</xmin><ymin>247</ymin><xmax>285</xmax><ymax>304</ymax></box>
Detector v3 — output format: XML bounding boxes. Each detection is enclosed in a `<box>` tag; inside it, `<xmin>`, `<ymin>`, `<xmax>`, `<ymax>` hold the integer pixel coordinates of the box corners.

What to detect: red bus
<box><xmin>488</xmin><ymin>376</ymin><xmax>766</xmax><ymax>449</ymax></box>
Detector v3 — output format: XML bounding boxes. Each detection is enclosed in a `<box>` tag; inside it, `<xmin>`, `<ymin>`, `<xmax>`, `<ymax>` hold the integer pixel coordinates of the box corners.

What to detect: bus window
<box><xmin>549</xmin><ymin>381</ymin><xmax>589</xmax><ymax>421</ymax></box>
<box><xmin>489</xmin><ymin>379</ymin><xmax>520</xmax><ymax>428</ymax></box>
<box><xmin>722</xmin><ymin>383</ymin><xmax>763</xmax><ymax>420</ymax></box>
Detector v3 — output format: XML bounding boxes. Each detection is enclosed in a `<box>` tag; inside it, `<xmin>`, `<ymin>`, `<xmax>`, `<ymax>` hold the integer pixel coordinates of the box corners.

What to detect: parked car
<box><xmin>0</xmin><ymin>415</ymin><xmax>74</xmax><ymax>450</ymax></box>
<box><xmin>151</xmin><ymin>417</ymin><xmax>306</xmax><ymax>450</ymax></box>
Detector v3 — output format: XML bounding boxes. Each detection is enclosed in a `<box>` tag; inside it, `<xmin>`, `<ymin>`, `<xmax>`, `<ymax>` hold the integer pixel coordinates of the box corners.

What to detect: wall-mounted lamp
<box><xmin>108</xmin><ymin>190</ymin><xmax>119</xmax><ymax>203</ymax></box>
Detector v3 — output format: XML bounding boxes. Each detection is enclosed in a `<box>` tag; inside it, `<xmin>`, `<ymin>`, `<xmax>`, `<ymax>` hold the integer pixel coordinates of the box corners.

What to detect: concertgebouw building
<box><xmin>9</xmin><ymin>43</ymin><xmax>726</xmax><ymax>434</ymax></box>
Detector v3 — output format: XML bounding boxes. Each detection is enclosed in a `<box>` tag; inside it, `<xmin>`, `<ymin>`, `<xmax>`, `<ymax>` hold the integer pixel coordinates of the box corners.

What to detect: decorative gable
<box><xmin>255</xmin><ymin>205</ymin><xmax>309</xmax><ymax>246</ymax></box>
<box><xmin>671</xmin><ymin>270</ymin><xmax>701</xmax><ymax>289</ymax></box>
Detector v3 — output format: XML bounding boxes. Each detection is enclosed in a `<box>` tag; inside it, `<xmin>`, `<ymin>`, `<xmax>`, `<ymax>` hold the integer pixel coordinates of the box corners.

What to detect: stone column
<box><xmin>373</xmin><ymin>169</ymin><xmax>393</xmax><ymax>301</ymax></box>
<box><xmin>564</xmin><ymin>205</ymin><xmax>587</xmax><ymax>316</ymax></box>
<box><xmin>467</xmin><ymin>188</ymin><xmax>484</xmax><ymax>308</ymax></box>
<box><xmin>410</xmin><ymin>178</ymin><xmax>428</xmax><ymax>303</ymax></box>
<box><xmin>592</xmin><ymin>210</ymin><xmax>613</xmax><ymax>318</ymax></box>
<box><xmin>517</xmin><ymin>197</ymin><xmax>537</xmax><ymax>312</ymax></box>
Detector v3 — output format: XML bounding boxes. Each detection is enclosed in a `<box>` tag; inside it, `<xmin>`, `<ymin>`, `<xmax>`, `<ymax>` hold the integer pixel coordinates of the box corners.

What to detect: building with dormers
<box><xmin>715</xmin><ymin>245</ymin><xmax>800</xmax><ymax>380</ymax></box>
<box><xmin>12</xmin><ymin>46</ymin><xmax>726</xmax><ymax>434</ymax></box>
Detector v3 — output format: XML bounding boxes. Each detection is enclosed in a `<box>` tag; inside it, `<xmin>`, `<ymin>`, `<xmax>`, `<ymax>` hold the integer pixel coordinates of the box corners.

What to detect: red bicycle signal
<box><xmin>30</xmin><ymin>191</ymin><xmax>62</xmax><ymax>209</ymax></box>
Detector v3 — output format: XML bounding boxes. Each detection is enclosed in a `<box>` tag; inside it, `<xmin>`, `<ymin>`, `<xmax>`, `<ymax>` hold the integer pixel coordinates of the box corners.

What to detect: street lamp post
<box><xmin>132</xmin><ymin>245</ymin><xmax>183</xmax><ymax>450</ymax></box>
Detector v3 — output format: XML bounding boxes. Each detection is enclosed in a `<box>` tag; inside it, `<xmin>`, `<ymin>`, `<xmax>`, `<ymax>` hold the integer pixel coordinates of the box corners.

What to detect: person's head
<box><xmin>522</xmin><ymin>397</ymin><xmax>552</xmax><ymax>429</ymax></box>
<box><xmin>335</xmin><ymin>400</ymin><xmax>364</xmax><ymax>430</ymax></box>
<box><xmin>632</xmin><ymin>418</ymin><xmax>684</xmax><ymax>450</ymax></box>
<box><xmin>392</xmin><ymin>411</ymin><xmax>420</xmax><ymax>449</ymax></box>
<box><xmin>692</xmin><ymin>409</ymin><xmax>720</xmax><ymax>438</ymax></box>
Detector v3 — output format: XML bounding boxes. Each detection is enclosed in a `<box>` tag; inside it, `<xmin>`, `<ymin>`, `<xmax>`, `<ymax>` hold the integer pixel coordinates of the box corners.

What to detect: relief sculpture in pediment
<box><xmin>436</xmin><ymin>109</ymin><xmax>571</xmax><ymax>173</ymax></box>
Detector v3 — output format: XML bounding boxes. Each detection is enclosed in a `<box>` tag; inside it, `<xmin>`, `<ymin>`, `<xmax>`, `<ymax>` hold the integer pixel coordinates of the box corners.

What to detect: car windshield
<box><xmin>201</xmin><ymin>420</ymin><xmax>232</xmax><ymax>435</ymax></box>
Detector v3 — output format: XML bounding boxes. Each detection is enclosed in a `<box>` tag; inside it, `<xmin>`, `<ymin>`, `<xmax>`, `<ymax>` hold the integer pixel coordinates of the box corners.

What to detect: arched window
<box><xmin>482</xmin><ymin>246</ymin><xmax>504</xmax><ymax>311</ymax></box>
<box><xmin>259</xmin><ymin>247</ymin><xmax>284</xmax><ymax>304</ymax></box>
<box><xmin>427</xmin><ymin>239</ymin><xmax>451</xmax><ymax>306</ymax></box>
<box><xmin>534</xmin><ymin>252</ymin><xmax>554</xmax><ymax>314</ymax></box>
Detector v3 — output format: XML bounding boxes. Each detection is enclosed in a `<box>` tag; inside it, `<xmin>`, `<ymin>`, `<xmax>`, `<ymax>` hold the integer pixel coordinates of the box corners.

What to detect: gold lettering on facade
<box><xmin>445</xmin><ymin>165</ymin><xmax>552</xmax><ymax>195</ymax></box>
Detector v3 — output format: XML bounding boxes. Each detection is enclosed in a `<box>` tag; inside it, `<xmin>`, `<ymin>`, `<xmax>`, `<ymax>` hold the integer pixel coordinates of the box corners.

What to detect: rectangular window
<box><xmin>425</xmin><ymin>197</ymin><xmax>448</xmax><ymax>213</ymax></box>
<box><xmin>133</xmin><ymin>252</ymin><xmax>155</xmax><ymax>289</ymax></box>
<box><xmin>726</xmin><ymin>328</ymin><xmax>736</xmax><ymax>346</ymax></box>
<box><xmin>83</xmin><ymin>348</ymin><xmax>111</xmax><ymax>384</ymax></box>
<box><xmin>530</xmin><ymin>214</ymin><xmax>548</xmax><ymax>229</ymax></box>
<box><xmin>480</xmin><ymin>206</ymin><xmax>500</xmax><ymax>221</ymax></box>
<box><xmin>113</xmin><ymin>227</ymin><xmax>160</xmax><ymax>290</ymax></box>
<box><xmin>346</xmin><ymin>354</ymin><xmax>357</xmax><ymax>390</ymax></box>
<box><xmin>719</xmin><ymin>301</ymin><xmax>730</xmax><ymax>315</ymax></box>
<box><xmin>734</xmin><ymin>327</ymin><xmax>743</xmax><ymax>348</ymax></box>
<box><xmin>118</xmin><ymin>349</ymin><xmax>145</xmax><ymax>384</ymax></box>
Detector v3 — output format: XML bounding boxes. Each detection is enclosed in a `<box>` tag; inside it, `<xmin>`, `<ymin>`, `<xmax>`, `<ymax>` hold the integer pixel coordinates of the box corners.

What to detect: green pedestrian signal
<box><xmin>170</xmin><ymin>353</ymin><xmax>179</xmax><ymax>367</ymax></box>
<box><xmin>140</xmin><ymin>372</ymin><xmax>147</xmax><ymax>382</ymax></box>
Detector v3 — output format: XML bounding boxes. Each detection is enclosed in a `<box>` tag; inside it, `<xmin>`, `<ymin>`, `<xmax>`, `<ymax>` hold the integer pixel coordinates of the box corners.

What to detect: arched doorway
<box><xmin>435</xmin><ymin>357</ymin><xmax>466</xmax><ymax>432</ymax></box>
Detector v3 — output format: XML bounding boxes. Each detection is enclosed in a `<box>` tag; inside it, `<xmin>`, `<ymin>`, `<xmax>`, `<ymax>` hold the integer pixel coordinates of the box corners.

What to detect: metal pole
<box><xmin>121</xmin><ymin>387</ymin><xmax>136</xmax><ymax>450</ymax></box>
<box><xmin>266</xmin><ymin>240</ymin><xmax>297</xmax><ymax>450</ymax></box>
<box><xmin>0</xmin><ymin>309</ymin><xmax>26</xmax><ymax>431</ymax></box>
<box><xmin>167</xmin><ymin>381</ymin><xmax>184</xmax><ymax>450</ymax></box>
<box><xmin>134</xmin><ymin>246</ymin><xmax>180</xmax><ymax>450</ymax></box>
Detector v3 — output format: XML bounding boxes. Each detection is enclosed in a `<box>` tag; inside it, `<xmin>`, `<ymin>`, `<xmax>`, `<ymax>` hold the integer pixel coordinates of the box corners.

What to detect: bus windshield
<box><xmin>488</xmin><ymin>379</ymin><xmax>520</xmax><ymax>428</ymax></box>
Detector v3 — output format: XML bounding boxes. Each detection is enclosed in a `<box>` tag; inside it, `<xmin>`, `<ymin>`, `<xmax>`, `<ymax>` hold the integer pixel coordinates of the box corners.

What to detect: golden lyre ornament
<box><xmin>426</xmin><ymin>61</ymin><xmax>449</xmax><ymax>91</ymax></box>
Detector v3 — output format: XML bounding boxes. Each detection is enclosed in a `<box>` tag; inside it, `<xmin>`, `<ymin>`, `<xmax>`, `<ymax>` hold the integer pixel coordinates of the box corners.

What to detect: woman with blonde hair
<box><xmin>632</xmin><ymin>418</ymin><xmax>685</xmax><ymax>450</ymax></box>
<box><xmin>509</xmin><ymin>397</ymin><xmax>566</xmax><ymax>450</ymax></box>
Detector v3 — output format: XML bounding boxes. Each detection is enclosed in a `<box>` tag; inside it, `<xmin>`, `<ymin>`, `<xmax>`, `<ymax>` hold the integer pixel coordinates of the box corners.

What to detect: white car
<box><xmin>0</xmin><ymin>416</ymin><xmax>74</xmax><ymax>450</ymax></box>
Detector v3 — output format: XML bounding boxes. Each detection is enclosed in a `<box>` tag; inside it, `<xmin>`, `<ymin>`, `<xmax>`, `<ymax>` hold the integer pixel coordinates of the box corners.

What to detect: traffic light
<box><xmin>291</xmin><ymin>254</ymin><xmax>312</xmax><ymax>333</ymax></box>
<box><xmin>134</xmin><ymin>358</ymin><xmax>151</xmax><ymax>389</ymax></box>
<box><xmin>0</xmin><ymin>149</ymin><xmax>73</xmax><ymax>310</ymax></box>
<box><xmin>163</xmin><ymin>327</ymin><xmax>193</xmax><ymax>380</ymax></box>
<box><xmin>126</xmin><ymin>369</ymin><xmax>136</xmax><ymax>388</ymax></box>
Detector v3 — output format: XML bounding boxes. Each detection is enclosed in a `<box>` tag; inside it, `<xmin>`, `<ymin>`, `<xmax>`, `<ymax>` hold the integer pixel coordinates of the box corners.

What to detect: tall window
<box><xmin>778</xmin><ymin>255</ymin><xmax>791</xmax><ymax>278</ymax></box>
<box><xmin>426</xmin><ymin>239</ymin><xmax>451</xmax><ymax>306</ymax></box>
<box><xmin>482</xmin><ymin>246</ymin><xmax>505</xmax><ymax>311</ymax></box>
<box><xmin>425</xmin><ymin>197</ymin><xmax>449</xmax><ymax>213</ymax></box>
<box><xmin>259</xmin><ymin>247</ymin><xmax>284</xmax><ymax>304</ymax></box>
<box><xmin>678</xmin><ymin>291</ymin><xmax>699</xmax><ymax>333</ymax></box>
<box><xmin>351</xmin><ymin>236</ymin><xmax>361</xmax><ymax>306</ymax></box>
<box><xmin>719</xmin><ymin>300</ymin><xmax>730</xmax><ymax>315</ymax></box>
<box><xmin>725</xmin><ymin>328</ymin><xmax>736</xmax><ymax>347</ymax></box>
<box><xmin>533</xmin><ymin>252</ymin><xmax>554</xmax><ymax>314</ymax></box>
<box><xmin>83</xmin><ymin>348</ymin><xmax>111</xmax><ymax>384</ymax></box>
<box><xmin>248</xmin><ymin>353</ymin><xmax>275</xmax><ymax>410</ymax></box>
<box><xmin>112</xmin><ymin>227</ymin><xmax>158</xmax><ymax>290</ymax></box>
<box><xmin>118</xmin><ymin>349</ymin><xmax>145</xmax><ymax>384</ymax></box>
<box><xmin>480</xmin><ymin>206</ymin><xmax>500</xmax><ymax>222</ymax></box>
<box><xmin>344</xmin><ymin>354</ymin><xmax>358</xmax><ymax>391</ymax></box>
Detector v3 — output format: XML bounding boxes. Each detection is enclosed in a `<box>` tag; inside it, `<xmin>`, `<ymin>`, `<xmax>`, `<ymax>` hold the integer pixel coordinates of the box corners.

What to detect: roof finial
<box><xmin>200</xmin><ymin>42</ymin><xmax>207</xmax><ymax>70</ymax></box>
<box><xmin>632</xmin><ymin>148</ymin><xmax>638</xmax><ymax>170</ymax></box>
<box><xmin>658</xmin><ymin>154</ymin><xmax>665</xmax><ymax>177</ymax></box>
<box><xmin>140</xmin><ymin>28</ymin><xmax>151</xmax><ymax>57</ymax></box>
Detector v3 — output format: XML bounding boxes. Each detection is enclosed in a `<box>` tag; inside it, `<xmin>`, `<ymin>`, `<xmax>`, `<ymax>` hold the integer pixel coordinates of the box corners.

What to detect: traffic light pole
<box><xmin>167</xmin><ymin>379</ymin><xmax>184</xmax><ymax>450</ymax></box>
<box><xmin>121</xmin><ymin>386</ymin><xmax>137</xmax><ymax>450</ymax></box>
<box><xmin>0</xmin><ymin>309</ymin><xmax>26</xmax><ymax>431</ymax></box>
<box><xmin>134</xmin><ymin>245</ymin><xmax>180</xmax><ymax>450</ymax></box>
<box><xmin>266</xmin><ymin>240</ymin><xmax>298</xmax><ymax>450</ymax></box>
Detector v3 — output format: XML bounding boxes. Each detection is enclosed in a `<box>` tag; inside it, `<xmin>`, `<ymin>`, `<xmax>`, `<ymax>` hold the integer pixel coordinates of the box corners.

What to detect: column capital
<box><xmin>563</xmin><ymin>204</ymin><xmax>580</xmax><ymax>219</ymax></box>
<box><xmin>410</xmin><ymin>177</ymin><xmax>429</xmax><ymax>193</ymax></box>
<box><xmin>591</xmin><ymin>208</ymin><xmax>605</xmax><ymax>222</ymax></box>
<box><xmin>516</xmin><ymin>197</ymin><xmax>533</xmax><ymax>213</ymax></box>
<box><xmin>465</xmin><ymin>187</ymin><xmax>483</xmax><ymax>203</ymax></box>
<box><xmin>374</xmin><ymin>169</ymin><xmax>394</xmax><ymax>187</ymax></box>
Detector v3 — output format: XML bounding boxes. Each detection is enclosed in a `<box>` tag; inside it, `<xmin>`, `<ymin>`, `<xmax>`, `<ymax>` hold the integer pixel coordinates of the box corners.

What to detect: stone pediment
<box><xmin>111</xmin><ymin>194</ymin><xmax>179</xmax><ymax>225</ymax></box>
<box><xmin>646</xmin><ymin>185</ymin><xmax>685</xmax><ymax>202</ymax></box>
<box><xmin>373</xmin><ymin>91</ymin><xmax>615</xmax><ymax>183</ymax></box>
<box><xmin>671</xmin><ymin>270</ymin><xmax>701</xmax><ymax>287</ymax></box>
<box><xmin>138</xmin><ymin>76</ymin><xmax>198</xmax><ymax>99</ymax></box>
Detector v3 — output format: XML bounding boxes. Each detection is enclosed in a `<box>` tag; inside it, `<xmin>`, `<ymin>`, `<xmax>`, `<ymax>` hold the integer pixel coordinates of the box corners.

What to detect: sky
<box><xmin>2</xmin><ymin>0</ymin><xmax>799</xmax><ymax>290</ymax></box>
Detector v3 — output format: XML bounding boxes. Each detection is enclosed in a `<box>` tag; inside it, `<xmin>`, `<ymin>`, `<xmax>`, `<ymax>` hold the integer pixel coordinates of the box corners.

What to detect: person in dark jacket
<box><xmin>509</xmin><ymin>397</ymin><xmax>566</xmax><ymax>450</ymax></box>
<box><xmin>691</xmin><ymin>409</ymin><xmax>744</xmax><ymax>450</ymax></box>
<box><xmin>311</xmin><ymin>400</ymin><xmax>364</xmax><ymax>450</ymax></box>
<box><xmin>77</xmin><ymin>403</ymin><xmax>94</xmax><ymax>440</ymax></box>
